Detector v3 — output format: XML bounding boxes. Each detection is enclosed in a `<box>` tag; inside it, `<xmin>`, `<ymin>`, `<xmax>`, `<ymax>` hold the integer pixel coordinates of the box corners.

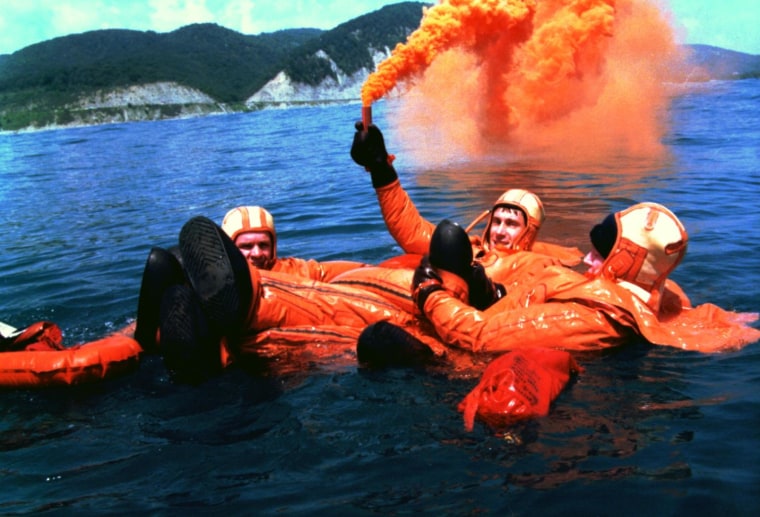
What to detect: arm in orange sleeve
<box><xmin>422</xmin><ymin>290</ymin><xmax>632</xmax><ymax>353</ymax></box>
<box><xmin>661</xmin><ymin>279</ymin><xmax>692</xmax><ymax>311</ymax></box>
<box><xmin>317</xmin><ymin>261</ymin><xmax>370</xmax><ymax>282</ymax></box>
<box><xmin>530</xmin><ymin>241</ymin><xmax>585</xmax><ymax>267</ymax></box>
<box><xmin>375</xmin><ymin>179</ymin><xmax>437</xmax><ymax>255</ymax></box>
<box><xmin>272</xmin><ymin>257</ymin><xmax>367</xmax><ymax>282</ymax></box>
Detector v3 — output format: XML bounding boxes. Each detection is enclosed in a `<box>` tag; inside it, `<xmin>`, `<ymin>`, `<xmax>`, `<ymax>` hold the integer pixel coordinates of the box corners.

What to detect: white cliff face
<box><xmin>72</xmin><ymin>82</ymin><xmax>216</xmax><ymax>109</ymax></box>
<box><xmin>72</xmin><ymin>45</ymin><xmax>391</xmax><ymax>109</ymax></box>
<box><xmin>5</xmin><ymin>49</ymin><xmax>390</xmax><ymax>131</ymax></box>
<box><xmin>245</xmin><ymin>69</ymin><xmax>366</xmax><ymax>104</ymax></box>
<box><xmin>246</xmin><ymin>48</ymin><xmax>391</xmax><ymax>105</ymax></box>
<box><xmin>20</xmin><ymin>82</ymin><xmax>226</xmax><ymax>130</ymax></box>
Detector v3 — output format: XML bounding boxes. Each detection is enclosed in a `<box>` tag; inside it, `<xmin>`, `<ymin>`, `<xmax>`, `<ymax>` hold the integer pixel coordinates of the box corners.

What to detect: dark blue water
<box><xmin>1</xmin><ymin>80</ymin><xmax>759</xmax><ymax>515</ymax></box>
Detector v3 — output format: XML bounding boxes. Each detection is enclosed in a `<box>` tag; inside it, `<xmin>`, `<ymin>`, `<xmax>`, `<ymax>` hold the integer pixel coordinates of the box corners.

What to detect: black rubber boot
<box><xmin>134</xmin><ymin>246</ymin><xmax>185</xmax><ymax>352</ymax></box>
<box><xmin>429</xmin><ymin>219</ymin><xmax>473</xmax><ymax>280</ymax></box>
<box><xmin>429</xmin><ymin>219</ymin><xmax>504</xmax><ymax>310</ymax></box>
<box><xmin>178</xmin><ymin>216</ymin><xmax>253</xmax><ymax>336</ymax></box>
<box><xmin>357</xmin><ymin>321</ymin><xmax>435</xmax><ymax>368</ymax></box>
<box><xmin>159</xmin><ymin>284</ymin><xmax>222</xmax><ymax>384</ymax></box>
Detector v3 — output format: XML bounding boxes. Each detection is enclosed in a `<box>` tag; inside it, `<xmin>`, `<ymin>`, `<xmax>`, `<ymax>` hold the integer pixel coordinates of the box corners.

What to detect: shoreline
<box><xmin>0</xmin><ymin>98</ymin><xmax>364</xmax><ymax>134</ymax></box>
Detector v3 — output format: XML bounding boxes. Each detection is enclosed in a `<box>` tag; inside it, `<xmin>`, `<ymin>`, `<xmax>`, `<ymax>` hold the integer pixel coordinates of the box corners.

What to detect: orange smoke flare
<box><xmin>361</xmin><ymin>0</ymin><xmax>537</xmax><ymax>107</ymax></box>
<box><xmin>363</xmin><ymin>0</ymin><xmax>684</xmax><ymax>171</ymax></box>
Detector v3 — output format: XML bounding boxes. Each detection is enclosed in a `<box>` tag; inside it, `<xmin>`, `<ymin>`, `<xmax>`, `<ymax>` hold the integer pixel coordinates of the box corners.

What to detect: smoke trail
<box><xmin>364</xmin><ymin>0</ymin><xmax>684</xmax><ymax>171</ymax></box>
<box><xmin>361</xmin><ymin>0</ymin><xmax>537</xmax><ymax>107</ymax></box>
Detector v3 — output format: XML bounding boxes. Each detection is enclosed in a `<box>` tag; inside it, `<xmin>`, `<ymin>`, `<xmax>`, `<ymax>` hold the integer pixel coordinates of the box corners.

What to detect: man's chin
<box><xmin>491</xmin><ymin>242</ymin><xmax>512</xmax><ymax>252</ymax></box>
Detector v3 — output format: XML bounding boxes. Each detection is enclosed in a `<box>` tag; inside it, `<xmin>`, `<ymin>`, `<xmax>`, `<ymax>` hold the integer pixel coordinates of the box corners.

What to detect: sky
<box><xmin>0</xmin><ymin>0</ymin><xmax>758</xmax><ymax>56</ymax></box>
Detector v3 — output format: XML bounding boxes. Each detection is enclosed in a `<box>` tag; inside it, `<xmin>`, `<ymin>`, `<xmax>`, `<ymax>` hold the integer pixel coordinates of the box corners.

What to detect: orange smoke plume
<box><xmin>363</xmin><ymin>0</ymin><xmax>684</xmax><ymax>171</ymax></box>
<box><xmin>361</xmin><ymin>0</ymin><xmax>536</xmax><ymax>107</ymax></box>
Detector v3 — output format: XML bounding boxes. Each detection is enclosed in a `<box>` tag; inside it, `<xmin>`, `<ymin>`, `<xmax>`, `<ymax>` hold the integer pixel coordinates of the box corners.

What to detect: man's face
<box><xmin>488</xmin><ymin>206</ymin><xmax>526</xmax><ymax>251</ymax></box>
<box><xmin>235</xmin><ymin>231</ymin><xmax>274</xmax><ymax>269</ymax></box>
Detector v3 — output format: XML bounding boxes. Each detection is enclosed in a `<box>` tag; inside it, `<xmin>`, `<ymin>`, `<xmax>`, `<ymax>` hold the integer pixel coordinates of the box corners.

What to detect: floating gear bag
<box><xmin>458</xmin><ymin>348</ymin><xmax>582</xmax><ymax>431</ymax></box>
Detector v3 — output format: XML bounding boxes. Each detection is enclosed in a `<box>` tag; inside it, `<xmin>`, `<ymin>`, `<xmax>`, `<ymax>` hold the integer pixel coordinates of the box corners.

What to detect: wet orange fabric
<box><xmin>458</xmin><ymin>349</ymin><xmax>582</xmax><ymax>432</ymax></box>
<box><xmin>236</xmin><ymin>265</ymin><xmax>452</xmax><ymax>359</ymax></box>
<box><xmin>423</xmin><ymin>255</ymin><xmax>760</xmax><ymax>353</ymax></box>
<box><xmin>0</xmin><ymin>333</ymin><xmax>142</xmax><ymax>387</ymax></box>
<box><xmin>330</xmin><ymin>265</ymin><xmax>417</xmax><ymax>315</ymax></box>
<box><xmin>0</xmin><ymin>321</ymin><xmax>64</xmax><ymax>352</ymax></box>
<box><xmin>375</xmin><ymin>179</ymin><xmax>436</xmax><ymax>255</ymax></box>
<box><xmin>239</xmin><ymin>325</ymin><xmax>362</xmax><ymax>375</ymax></box>
<box><xmin>271</xmin><ymin>257</ymin><xmax>369</xmax><ymax>282</ymax></box>
<box><xmin>239</xmin><ymin>320</ymin><xmax>450</xmax><ymax>365</ymax></box>
<box><xmin>552</xmin><ymin>278</ymin><xmax>760</xmax><ymax>353</ymax></box>
<box><xmin>241</xmin><ymin>267</ymin><xmax>414</xmax><ymax>341</ymax></box>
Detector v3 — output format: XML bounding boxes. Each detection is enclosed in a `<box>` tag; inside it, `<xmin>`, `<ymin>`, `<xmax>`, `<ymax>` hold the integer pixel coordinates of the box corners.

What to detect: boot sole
<box><xmin>179</xmin><ymin>216</ymin><xmax>242</xmax><ymax>333</ymax></box>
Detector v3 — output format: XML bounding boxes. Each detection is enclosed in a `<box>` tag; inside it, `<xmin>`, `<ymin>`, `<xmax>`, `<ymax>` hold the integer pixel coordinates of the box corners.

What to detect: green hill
<box><xmin>281</xmin><ymin>2</ymin><xmax>427</xmax><ymax>85</ymax></box>
<box><xmin>0</xmin><ymin>25</ymin><xmax>321</xmax><ymax>102</ymax></box>
<box><xmin>0</xmin><ymin>2</ymin><xmax>429</xmax><ymax>130</ymax></box>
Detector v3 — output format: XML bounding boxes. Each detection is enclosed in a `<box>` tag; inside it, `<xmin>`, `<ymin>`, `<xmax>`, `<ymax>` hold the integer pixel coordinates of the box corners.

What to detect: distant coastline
<box><xmin>1</xmin><ymin>4</ymin><xmax>758</xmax><ymax>133</ymax></box>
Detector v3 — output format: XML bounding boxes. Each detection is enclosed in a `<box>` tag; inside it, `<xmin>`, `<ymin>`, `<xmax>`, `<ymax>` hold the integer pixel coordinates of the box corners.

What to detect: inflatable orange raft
<box><xmin>0</xmin><ymin>320</ymin><xmax>142</xmax><ymax>388</ymax></box>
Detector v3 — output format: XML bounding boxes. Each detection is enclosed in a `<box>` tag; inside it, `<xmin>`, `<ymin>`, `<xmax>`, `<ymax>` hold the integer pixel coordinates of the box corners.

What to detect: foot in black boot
<box><xmin>135</xmin><ymin>246</ymin><xmax>185</xmax><ymax>352</ymax></box>
<box><xmin>429</xmin><ymin>219</ymin><xmax>505</xmax><ymax>310</ymax></box>
<box><xmin>357</xmin><ymin>321</ymin><xmax>435</xmax><ymax>368</ymax></box>
<box><xmin>159</xmin><ymin>284</ymin><xmax>222</xmax><ymax>384</ymax></box>
<box><xmin>429</xmin><ymin>219</ymin><xmax>473</xmax><ymax>280</ymax></box>
<box><xmin>178</xmin><ymin>216</ymin><xmax>253</xmax><ymax>336</ymax></box>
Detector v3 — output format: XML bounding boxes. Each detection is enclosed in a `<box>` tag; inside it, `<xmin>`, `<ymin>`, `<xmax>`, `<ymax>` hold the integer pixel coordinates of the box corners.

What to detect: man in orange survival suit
<box><xmin>134</xmin><ymin>206</ymin><xmax>368</xmax><ymax>371</ymax></box>
<box><xmin>153</xmin><ymin>214</ymin><xmax>444</xmax><ymax>382</ymax></box>
<box><xmin>396</xmin><ymin>203</ymin><xmax>760</xmax><ymax>357</ymax></box>
<box><xmin>350</xmin><ymin>122</ymin><xmax>583</xmax><ymax>272</ymax></box>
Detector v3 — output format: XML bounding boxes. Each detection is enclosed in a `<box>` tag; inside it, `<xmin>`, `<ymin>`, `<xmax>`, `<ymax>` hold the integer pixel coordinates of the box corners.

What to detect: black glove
<box><xmin>468</xmin><ymin>262</ymin><xmax>506</xmax><ymax>311</ymax></box>
<box><xmin>351</xmin><ymin>122</ymin><xmax>398</xmax><ymax>188</ymax></box>
<box><xmin>412</xmin><ymin>254</ymin><xmax>444</xmax><ymax>313</ymax></box>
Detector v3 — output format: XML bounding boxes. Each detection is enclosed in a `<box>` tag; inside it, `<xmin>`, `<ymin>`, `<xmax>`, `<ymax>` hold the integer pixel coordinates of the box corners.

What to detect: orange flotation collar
<box><xmin>0</xmin><ymin>323</ymin><xmax>142</xmax><ymax>388</ymax></box>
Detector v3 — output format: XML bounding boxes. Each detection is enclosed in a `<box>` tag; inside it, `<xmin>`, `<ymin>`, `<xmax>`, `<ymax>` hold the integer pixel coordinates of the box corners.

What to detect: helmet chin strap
<box><xmin>465</xmin><ymin>209</ymin><xmax>491</xmax><ymax>234</ymax></box>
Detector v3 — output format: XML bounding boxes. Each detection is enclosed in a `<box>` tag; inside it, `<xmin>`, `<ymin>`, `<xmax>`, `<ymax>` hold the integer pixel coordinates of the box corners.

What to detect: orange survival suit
<box><xmin>419</xmin><ymin>203</ymin><xmax>760</xmax><ymax>354</ymax></box>
<box><xmin>234</xmin><ymin>264</ymin><xmax>454</xmax><ymax>360</ymax></box>
<box><xmin>134</xmin><ymin>206</ymin><xmax>369</xmax><ymax>355</ymax></box>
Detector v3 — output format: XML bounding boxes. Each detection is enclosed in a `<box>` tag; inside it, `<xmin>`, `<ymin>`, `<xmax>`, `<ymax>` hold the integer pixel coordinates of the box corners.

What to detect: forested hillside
<box><xmin>1</xmin><ymin>1</ymin><xmax>758</xmax><ymax>132</ymax></box>
<box><xmin>0</xmin><ymin>3</ymin><xmax>427</xmax><ymax>112</ymax></box>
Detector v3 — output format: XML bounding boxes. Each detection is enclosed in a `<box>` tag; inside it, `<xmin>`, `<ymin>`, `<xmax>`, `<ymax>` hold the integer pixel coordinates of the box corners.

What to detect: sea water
<box><xmin>0</xmin><ymin>79</ymin><xmax>759</xmax><ymax>514</ymax></box>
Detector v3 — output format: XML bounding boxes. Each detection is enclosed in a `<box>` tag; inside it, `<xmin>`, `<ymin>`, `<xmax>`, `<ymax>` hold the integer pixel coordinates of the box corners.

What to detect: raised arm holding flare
<box><xmin>350</xmin><ymin>122</ymin><xmax>583</xmax><ymax>273</ymax></box>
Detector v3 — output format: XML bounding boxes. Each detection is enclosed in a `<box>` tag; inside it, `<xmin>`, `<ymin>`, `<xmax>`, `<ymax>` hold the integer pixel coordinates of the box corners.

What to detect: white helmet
<box><xmin>221</xmin><ymin>206</ymin><xmax>277</xmax><ymax>266</ymax></box>
<box><xmin>482</xmin><ymin>189</ymin><xmax>545</xmax><ymax>251</ymax></box>
<box><xmin>595</xmin><ymin>202</ymin><xmax>688</xmax><ymax>311</ymax></box>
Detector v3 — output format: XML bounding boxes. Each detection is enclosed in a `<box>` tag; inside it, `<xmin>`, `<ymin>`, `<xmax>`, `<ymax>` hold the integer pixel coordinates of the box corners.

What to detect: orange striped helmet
<box><xmin>221</xmin><ymin>206</ymin><xmax>277</xmax><ymax>263</ymax></box>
